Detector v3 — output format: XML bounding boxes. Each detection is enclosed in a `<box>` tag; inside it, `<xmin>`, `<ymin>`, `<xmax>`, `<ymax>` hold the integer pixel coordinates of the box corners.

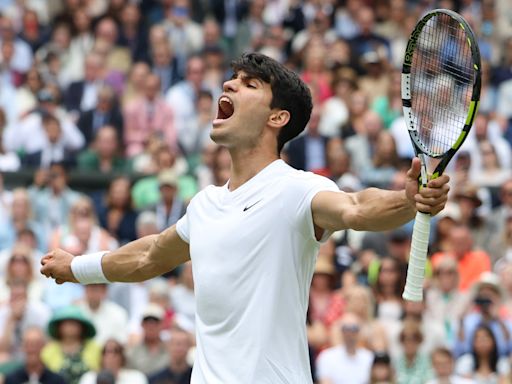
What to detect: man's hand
<box><xmin>405</xmin><ymin>157</ymin><xmax>450</xmax><ymax>215</ymax></box>
<box><xmin>40</xmin><ymin>249</ymin><xmax>78</xmax><ymax>284</ymax></box>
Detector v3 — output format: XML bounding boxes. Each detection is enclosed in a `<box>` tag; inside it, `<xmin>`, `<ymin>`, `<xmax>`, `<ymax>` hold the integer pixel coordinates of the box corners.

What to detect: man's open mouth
<box><xmin>216</xmin><ymin>96</ymin><xmax>234</xmax><ymax>120</ymax></box>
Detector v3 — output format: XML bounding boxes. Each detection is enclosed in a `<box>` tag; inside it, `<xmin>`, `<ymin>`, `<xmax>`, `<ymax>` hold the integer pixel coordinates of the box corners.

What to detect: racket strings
<box><xmin>410</xmin><ymin>15</ymin><xmax>475</xmax><ymax>155</ymax></box>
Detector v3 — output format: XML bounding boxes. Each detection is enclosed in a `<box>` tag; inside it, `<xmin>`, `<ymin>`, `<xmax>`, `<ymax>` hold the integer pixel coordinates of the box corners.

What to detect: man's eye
<box><xmin>247</xmin><ymin>84</ymin><xmax>257</xmax><ymax>89</ymax></box>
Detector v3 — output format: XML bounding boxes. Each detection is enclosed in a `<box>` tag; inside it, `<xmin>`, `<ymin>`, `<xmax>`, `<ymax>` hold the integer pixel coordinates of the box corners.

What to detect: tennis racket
<box><xmin>401</xmin><ymin>9</ymin><xmax>481</xmax><ymax>301</ymax></box>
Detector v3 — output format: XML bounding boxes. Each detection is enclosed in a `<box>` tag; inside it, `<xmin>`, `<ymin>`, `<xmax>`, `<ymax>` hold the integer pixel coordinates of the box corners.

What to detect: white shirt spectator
<box><xmin>316</xmin><ymin>345</ymin><xmax>374</xmax><ymax>384</ymax></box>
<box><xmin>77</xmin><ymin>299</ymin><xmax>129</xmax><ymax>345</ymax></box>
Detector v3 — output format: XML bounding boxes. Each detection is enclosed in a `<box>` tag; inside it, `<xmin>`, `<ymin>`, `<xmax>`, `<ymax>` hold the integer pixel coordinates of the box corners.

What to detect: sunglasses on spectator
<box><xmin>341</xmin><ymin>324</ymin><xmax>360</xmax><ymax>333</ymax></box>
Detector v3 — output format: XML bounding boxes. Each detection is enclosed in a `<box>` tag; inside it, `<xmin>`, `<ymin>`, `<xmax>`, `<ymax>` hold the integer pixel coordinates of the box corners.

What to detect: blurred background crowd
<box><xmin>0</xmin><ymin>0</ymin><xmax>511</xmax><ymax>383</ymax></box>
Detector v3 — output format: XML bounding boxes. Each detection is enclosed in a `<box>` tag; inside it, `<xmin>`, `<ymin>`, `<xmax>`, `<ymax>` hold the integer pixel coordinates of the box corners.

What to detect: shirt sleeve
<box><xmin>282</xmin><ymin>171</ymin><xmax>341</xmax><ymax>243</ymax></box>
<box><xmin>175</xmin><ymin>212</ymin><xmax>190</xmax><ymax>244</ymax></box>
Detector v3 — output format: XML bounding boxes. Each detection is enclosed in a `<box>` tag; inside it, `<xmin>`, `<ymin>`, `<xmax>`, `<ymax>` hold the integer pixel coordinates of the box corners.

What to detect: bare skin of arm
<box><xmin>41</xmin><ymin>225</ymin><xmax>190</xmax><ymax>284</ymax></box>
<box><xmin>312</xmin><ymin>158</ymin><xmax>450</xmax><ymax>232</ymax></box>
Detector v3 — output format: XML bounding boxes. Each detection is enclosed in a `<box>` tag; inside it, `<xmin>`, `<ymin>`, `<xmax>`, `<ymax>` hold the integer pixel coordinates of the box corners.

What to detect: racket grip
<box><xmin>402</xmin><ymin>212</ymin><xmax>431</xmax><ymax>302</ymax></box>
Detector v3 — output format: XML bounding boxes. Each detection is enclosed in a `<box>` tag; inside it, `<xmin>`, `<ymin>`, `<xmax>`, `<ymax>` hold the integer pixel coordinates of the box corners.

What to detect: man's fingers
<box><xmin>407</xmin><ymin>158</ymin><xmax>422</xmax><ymax>180</ymax></box>
<box><xmin>419</xmin><ymin>184</ymin><xmax>450</xmax><ymax>199</ymax></box>
<box><xmin>427</xmin><ymin>174</ymin><xmax>450</xmax><ymax>188</ymax></box>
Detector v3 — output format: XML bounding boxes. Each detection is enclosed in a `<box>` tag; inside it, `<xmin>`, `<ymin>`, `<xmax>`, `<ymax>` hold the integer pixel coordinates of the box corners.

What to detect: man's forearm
<box><xmin>352</xmin><ymin>188</ymin><xmax>416</xmax><ymax>231</ymax></box>
<box><xmin>101</xmin><ymin>226</ymin><xmax>190</xmax><ymax>282</ymax></box>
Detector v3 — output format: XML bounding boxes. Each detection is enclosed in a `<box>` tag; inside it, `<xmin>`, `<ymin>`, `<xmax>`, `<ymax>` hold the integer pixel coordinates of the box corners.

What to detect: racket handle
<box><xmin>402</xmin><ymin>212</ymin><xmax>431</xmax><ymax>302</ymax></box>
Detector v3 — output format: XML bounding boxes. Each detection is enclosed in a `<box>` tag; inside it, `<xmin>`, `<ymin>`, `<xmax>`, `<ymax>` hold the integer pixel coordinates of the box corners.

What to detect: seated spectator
<box><xmin>0</xmin><ymin>108</ymin><xmax>20</xmax><ymax>172</ymax></box>
<box><xmin>41</xmin><ymin>306</ymin><xmax>101</xmax><ymax>384</ymax></box>
<box><xmin>426</xmin><ymin>347</ymin><xmax>474</xmax><ymax>384</ymax></box>
<box><xmin>170</xmin><ymin>262</ymin><xmax>196</xmax><ymax>333</ymax></box>
<box><xmin>425</xmin><ymin>256</ymin><xmax>470</xmax><ymax>348</ymax></box>
<box><xmin>371</xmin><ymin>256</ymin><xmax>404</xmax><ymax>329</ymax></box>
<box><xmin>49</xmin><ymin>196</ymin><xmax>118</xmax><ymax>254</ymax></box>
<box><xmin>121</xmin><ymin>61</ymin><xmax>150</xmax><ymax>108</ymax></box>
<box><xmin>22</xmin><ymin>112</ymin><xmax>78</xmax><ymax>168</ymax></box>
<box><xmin>4</xmin><ymin>87</ymin><xmax>85</xmax><ymax>155</ymax></box>
<box><xmin>370</xmin><ymin>352</ymin><xmax>396</xmax><ymax>384</ymax></box>
<box><xmin>78</xmin><ymin>339</ymin><xmax>147</xmax><ymax>384</ymax></box>
<box><xmin>77</xmin><ymin>125</ymin><xmax>127</xmax><ymax>174</ymax></box>
<box><xmin>76</xmin><ymin>284</ymin><xmax>129</xmax><ymax>346</ymax></box>
<box><xmin>76</xmin><ymin>85</ymin><xmax>124</xmax><ymax>147</ymax></box>
<box><xmin>4</xmin><ymin>326</ymin><xmax>66</xmax><ymax>384</ymax></box>
<box><xmin>394</xmin><ymin>319</ymin><xmax>433</xmax><ymax>384</ymax></box>
<box><xmin>361</xmin><ymin>131</ymin><xmax>399</xmax><ymax>189</ymax></box>
<box><xmin>29</xmin><ymin>162</ymin><xmax>82</xmax><ymax>232</ymax></box>
<box><xmin>455</xmin><ymin>273</ymin><xmax>512</xmax><ymax>358</ymax></box>
<box><xmin>455</xmin><ymin>324</ymin><xmax>511</xmax><ymax>382</ymax></box>
<box><xmin>0</xmin><ymin>187</ymin><xmax>47</xmax><ymax>253</ymax></box>
<box><xmin>97</xmin><ymin>176</ymin><xmax>138</xmax><ymax>245</ymax></box>
<box><xmin>126</xmin><ymin>304</ymin><xmax>169</xmax><ymax>377</ymax></box>
<box><xmin>14</xmin><ymin>67</ymin><xmax>44</xmax><ymax>122</ymax></box>
<box><xmin>148</xmin><ymin>327</ymin><xmax>193</xmax><ymax>384</ymax></box>
<box><xmin>0</xmin><ymin>281</ymin><xmax>51</xmax><ymax>362</ymax></box>
<box><xmin>0</xmin><ymin>244</ymin><xmax>44</xmax><ymax>302</ymax></box>
<box><xmin>124</xmin><ymin>73</ymin><xmax>176</xmax><ymax>157</ymax></box>
<box><xmin>316</xmin><ymin>312</ymin><xmax>374</xmax><ymax>384</ymax></box>
<box><xmin>431</xmin><ymin>224</ymin><xmax>491</xmax><ymax>292</ymax></box>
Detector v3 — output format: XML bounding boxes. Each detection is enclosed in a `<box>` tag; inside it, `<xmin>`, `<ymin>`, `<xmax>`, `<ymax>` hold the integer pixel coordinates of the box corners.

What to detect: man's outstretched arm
<box><xmin>312</xmin><ymin>158</ymin><xmax>450</xmax><ymax>232</ymax></box>
<box><xmin>41</xmin><ymin>225</ymin><xmax>190</xmax><ymax>284</ymax></box>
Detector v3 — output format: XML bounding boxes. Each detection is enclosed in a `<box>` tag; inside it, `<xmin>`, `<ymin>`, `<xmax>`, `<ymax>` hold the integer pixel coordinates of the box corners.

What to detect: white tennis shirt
<box><xmin>176</xmin><ymin>159</ymin><xmax>340</xmax><ymax>383</ymax></box>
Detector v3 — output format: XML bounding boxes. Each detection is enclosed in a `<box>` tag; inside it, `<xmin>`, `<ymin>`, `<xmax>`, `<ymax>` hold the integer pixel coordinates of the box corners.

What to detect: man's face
<box><xmin>432</xmin><ymin>352</ymin><xmax>453</xmax><ymax>378</ymax></box>
<box><xmin>168</xmin><ymin>331</ymin><xmax>190</xmax><ymax>363</ymax></box>
<box><xmin>211</xmin><ymin>71</ymin><xmax>274</xmax><ymax>150</ymax></box>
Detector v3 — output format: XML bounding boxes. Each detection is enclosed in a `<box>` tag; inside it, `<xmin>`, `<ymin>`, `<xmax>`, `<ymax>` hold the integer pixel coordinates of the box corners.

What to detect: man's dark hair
<box><xmin>231</xmin><ymin>53</ymin><xmax>313</xmax><ymax>153</ymax></box>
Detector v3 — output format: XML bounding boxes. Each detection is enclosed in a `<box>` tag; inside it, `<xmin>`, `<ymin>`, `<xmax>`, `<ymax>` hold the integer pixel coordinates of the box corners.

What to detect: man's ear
<box><xmin>268</xmin><ymin>110</ymin><xmax>290</xmax><ymax>130</ymax></box>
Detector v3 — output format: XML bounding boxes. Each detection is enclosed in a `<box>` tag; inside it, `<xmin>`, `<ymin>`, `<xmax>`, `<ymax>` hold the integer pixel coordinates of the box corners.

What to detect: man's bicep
<box><xmin>311</xmin><ymin>190</ymin><xmax>359</xmax><ymax>233</ymax></box>
<box><xmin>151</xmin><ymin>224</ymin><xmax>191</xmax><ymax>269</ymax></box>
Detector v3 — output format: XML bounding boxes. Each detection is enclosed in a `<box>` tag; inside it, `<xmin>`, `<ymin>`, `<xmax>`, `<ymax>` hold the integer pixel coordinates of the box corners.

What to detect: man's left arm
<box><xmin>312</xmin><ymin>158</ymin><xmax>450</xmax><ymax>232</ymax></box>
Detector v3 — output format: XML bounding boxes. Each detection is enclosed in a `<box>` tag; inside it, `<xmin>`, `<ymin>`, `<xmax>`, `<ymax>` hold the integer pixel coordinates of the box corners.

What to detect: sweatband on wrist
<box><xmin>71</xmin><ymin>251</ymin><xmax>110</xmax><ymax>284</ymax></box>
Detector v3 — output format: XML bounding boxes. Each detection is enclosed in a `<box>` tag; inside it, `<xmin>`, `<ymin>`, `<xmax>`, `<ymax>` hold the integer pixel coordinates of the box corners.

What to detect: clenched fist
<box><xmin>40</xmin><ymin>249</ymin><xmax>78</xmax><ymax>284</ymax></box>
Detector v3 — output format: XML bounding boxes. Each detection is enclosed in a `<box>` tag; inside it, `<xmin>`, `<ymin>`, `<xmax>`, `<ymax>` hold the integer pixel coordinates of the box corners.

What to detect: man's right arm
<box><xmin>41</xmin><ymin>224</ymin><xmax>190</xmax><ymax>284</ymax></box>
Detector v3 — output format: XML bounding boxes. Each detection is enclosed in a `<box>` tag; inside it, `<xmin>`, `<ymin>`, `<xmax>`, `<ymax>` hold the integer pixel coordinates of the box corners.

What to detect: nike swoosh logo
<box><xmin>243</xmin><ymin>199</ymin><xmax>262</xmax><ymax>212</ymax></box>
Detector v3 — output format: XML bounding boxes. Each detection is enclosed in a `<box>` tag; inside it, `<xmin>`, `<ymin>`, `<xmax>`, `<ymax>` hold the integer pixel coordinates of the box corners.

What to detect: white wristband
<box><xmin>71</xmin><ymin>251</ymin><xmax>110</xmax><ymax>284</ymax></box>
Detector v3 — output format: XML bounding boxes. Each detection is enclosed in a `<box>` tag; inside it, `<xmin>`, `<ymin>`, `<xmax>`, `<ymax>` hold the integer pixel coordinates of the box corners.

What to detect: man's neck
<box><xmin>25</xmin><ymin>360</ymin><xmax>44</xmax><ymax>377</ymax></box>
<box><xmin>227</xmin><ymin>146</ymin><xmax>279</xmax><ymax>191</ymax></box>
<box><xmin>170</xmin><ymin>360</ymin><xmax>189</xmax><ymax>373</ymax></box>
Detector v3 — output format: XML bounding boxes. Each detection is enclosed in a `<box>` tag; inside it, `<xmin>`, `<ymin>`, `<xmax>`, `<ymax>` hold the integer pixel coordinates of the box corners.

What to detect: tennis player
<box><xmin>41</xmin><ymin>53</ymin><xmax>449</xmax><ymax>383</ymax></box>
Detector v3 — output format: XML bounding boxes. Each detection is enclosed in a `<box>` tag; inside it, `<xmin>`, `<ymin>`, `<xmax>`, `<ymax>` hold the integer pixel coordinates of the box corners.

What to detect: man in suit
<box><xmin>64</xmin><ymin>52</ymin><xmax>105</xmax><ymax>118</ymax></box>
<box><xmin>150</xmin><ymin>42</ymin><xmax>182</xmax><ymax>94</ymax></box>
<box><xmin>77</xmin><ymin>85</ymin><xmax>124</xmax><ymax>147</ymax></box>
<box><xmin>286</xmin><ymin>107</ymin><xmax>329</xmax><ymax>172</ymax></box>
<box><xmin>124</xmin><ymin>74</ymin><xmax>176</xmax><ymax>157</ymax></box>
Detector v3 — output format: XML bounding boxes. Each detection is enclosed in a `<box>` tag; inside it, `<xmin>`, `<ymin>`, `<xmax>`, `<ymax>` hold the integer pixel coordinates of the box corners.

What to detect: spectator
<box><xmin>77</xmin><ymin>125</ymin><xmax>127</xmax><ymax>174</ymax></box>
<box><xmin>455</xmin><ymin>324</ymin><xmax>511</xmax><ymax>382</ymax></box>
<box><xmin>69</xmin><ymin>7</ymin><xmax>94</xmax><ymax>63</ymax></box>
<box><xmin>170</xmin><ymin>262</ymin><xmax>196</xmax><ymax>333</ymax></box>
<box><xmin>431</xmin><ymin>224</ymin><xmax>492</xmax><ymax>292</ymax></box>
<box><xmin>361</xmin><ymin>131</ymin><xmax>399</xmax><ymax>189</ymax></box>
<box><xmin>13</xmin><ymin>67</ymin><xmax>44</xmax><ymax>121</ymax></box>
<box><xmin>148</xmin><ymin>328</ymin><xmax>193</xmax><ymax>384</ymax></box>
<box><xmin>147</xmin><ymin>169</ymin><xmax>187</xmax><ymax>232</ymax></box>
<box><xmin>161</xmin><ymin>0</ymin><xmax>204</xmax><ymax>72</ymax></box>
<box><xmin>0</xmin><ymin>113</ymin><xmax>20</xmax><ymax>172</ymax></box>
<box><xmin>78</xmin><ymin>339</ymin><xmax>147</xmax><ymax>384</ymax></box>
<box><xmin>0</xmin><ymin>15</ymin><xmax>33</xmax><ymax>75</ymax></box>
<box><xmin>370</xmin><ymin>352</ymin><xmax>396</xmax><ymax>384</ymax></box>
<box><xmin>179</xmin><ymin>89</ymin><xmax>214</xmax><ymax>158</ymax></box>
<box><xmin>371</xmin><ymin>69</ymin><xmax>402</xmax><ymax>129</ymax></box>
<box><xmin>486</xmin><ymin>179</ymin><xmax>512</xmax><ymax>239</ymax></box>
<box><xmin>76</xmin><ymin>283</ymin><xmax>129</xmax><ymax>346</ymax></box>
<box><xmin>93</xmin><ymin>16</ymin><xmax>132</xmax><ymax>76</ymax></box>
<box><xmin>0</xmin><ymin>244</ymin><xmax>44</xmax><ymax>302</ymax></box>
<box><xmin>64</xmin><ymin>52</ymin><xmax>106</xmax><ymax>118</ymax></box>
<box><xmin>455</xmin><ymin>272</ymin><xmax>512</xmax><ymax>358</ymax></box>
<box><xmin>4</xmin><ymin>87</ymin><xmax>85</xmax><ymax>155</ymax></box>
<box><xmin>124</xmin><ymin>73</ymin><xmax>176</xmax><ymax>157</ymax></box>
<box><xmin>0</xmin><ymin>281</ymin><xmax>51</xmax><ymax>361</ymax></box>
<box><xmin>117</xmin><ymin>3</ymin><xmax>149</xmax><ymax>63</ymax></box>
<box><xmin>150</xmin><ymin>42</ymin><xmax>182</xmax><ymax>94</ymax></box>
<box><xmin>42</xmin><ymin>306</ymin><xmax>101</xmax><ymax>384</ymax></box>
<box><xmin>126</xmin><ymin>304</ymin><xmax>169</xmax><ymax>377</ymax></box>
<box><xmin>427</xmin><ymin>347</ymin><xmax>474</xmax><ymax>384</ymax></box>
<box><xmin>22</xmin><ymin>113</ymin><xmax>78</xmax><ymax>168</ymax></box>
<box><xmin>425</xmin><ymin>256</ymin><xmax>470</xmax><ymax>348</ymax></box>
<box><xmin>121</xmin><ymin>61</ymin><xmax>150</xmax><ymax>108</ymax></box>
<box><xmin>4</xmin><ymin>326</ymin><xmax>66</xmax><ymax>384</ymax></box>
<box><xmin>76</xmin><ymin>85</ymin><xmax>124</xmax><ymax>147</ymax></box>
<box><xmin>29</xmin><ymin>161</ymin><xmax>82</xmax><ymax>232</ymax></box>
<box><xmin>394</xmin><ymin>319</ymin><xmax>433</xmax><ymax>384</ymax></box>
<box><xmin>97</xmin><ymin>176</ymin><xmax>138</xmax><ymax>245</ymax></box>
<box><xmin>371</xmin><ymin>256</ymin><xmax>404</xmax><ymax>328</ymax></box>
<box><xmin>18</xmin><ymin>9</ymin><xmax>48</xmax><ymax>53</ymax></box>
<box><xmin>316</xmin><ymin>312</ymin><xmax>374</xmax><ymax>384</ymax></box>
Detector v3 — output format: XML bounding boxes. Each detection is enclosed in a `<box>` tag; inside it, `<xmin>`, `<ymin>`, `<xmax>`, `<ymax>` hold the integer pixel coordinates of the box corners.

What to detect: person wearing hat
<box><xmin>126</xmin><ymin>303</ymin><xmax>169</xmax><ymax>376</ymax></box>
<box><xmin>152</xmin><ymin>169</ymin><xmax>187</xmax><ymax>232</ymax></box>
<box><xmin>41</xmin><ymin>306</ymin><xmax>101</xmax><ymax>384</ymax></box>
<box><xmin>454</xmin><ymin>272</ymin><xmax>512</xmax><ymax>359</ymax></box>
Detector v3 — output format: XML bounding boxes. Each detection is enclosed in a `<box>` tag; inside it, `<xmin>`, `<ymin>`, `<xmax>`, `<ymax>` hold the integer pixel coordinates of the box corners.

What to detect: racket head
<box><xmin>401</xmin><ymin>9</ymin><xmax>481</xmax><ymax>175</ymax></box>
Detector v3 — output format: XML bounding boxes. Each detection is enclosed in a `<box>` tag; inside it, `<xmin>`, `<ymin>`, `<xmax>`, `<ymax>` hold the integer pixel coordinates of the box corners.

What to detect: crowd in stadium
<box><xmin>0</xmin><ymin>0</ymin><xmax>512</xmax><ymax>383</ymax></box>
